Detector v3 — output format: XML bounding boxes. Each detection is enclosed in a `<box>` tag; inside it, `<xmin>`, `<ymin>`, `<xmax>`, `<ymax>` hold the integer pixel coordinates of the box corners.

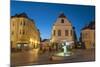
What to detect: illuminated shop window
<box><xmin>17</xmin><ymin>44</ymin><xmax>21</xmax><ymax>48</ymax></box>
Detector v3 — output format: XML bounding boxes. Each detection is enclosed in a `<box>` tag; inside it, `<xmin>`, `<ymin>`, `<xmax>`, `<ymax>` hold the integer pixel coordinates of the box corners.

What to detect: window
<box><xmin>23</xmin><ymin>30</ymin><xmax>25</xmax><ymax>35</ymax></box>
<box><xmin>12</xmin><ymin>31</ymin><xmax>14</xmax><ymax>35</ymax></box>
<box><xmin>24</xmin><ymin>44</ymin><xmax>28</xmax><ymax>47</ymax></box>
<box><xmin>19</xmin><ymin>30</ymin><xmax>25</xmax><ymax>35</ymax></box>
<box><xmin>65</xmin><ymin>30</ymin><xmax>68</xmax><ymax>36</ymax></box>
<box><xmin>20</xmin><ymin>22</ymin><xmax>22</xmax><ymax>26</ymax></box>
<box><xmin>58</xmin><ymin>30</ymin><xmax>61</xmax><ymax>36</ymax></box>
<box><xmin>70</xmin><ymin>30</ymin><xmax>73</xmax><ymax>36</ymax></box>
<box><xmin>23</xmin><ymin>21</ymin><xmax>25</xmax><ymax>26</ymax></box>
<box><xmin>20</xmin><ymin>21</ymin><xmax>25</xmax><ymax>26</ymax></box>
<box><xmin>61</xmin><ymin>19</ymin><xmax>64</xmax><ymax>23</ymax></box>
<box><xmin>53</xmin><ymin>30</ymin><xmax>56</xmax><ymax>36</ymax></box>
<box><xmin>12</xmin><ymin>23</ymin><xmax>14</xmax><ymax>26</ymax></box>
<box><xmin>85</xmin><ymin>33</ymin><xmax>88</xmax><ymax>38</ymax></box>
<box><xmin>17</xmin><ymin>44</ymin><xmax>21</xmax><ymax>49</ymax></box>
<box><xmin>20</xmin><ymin>30</ymin><xmax>21</xmax><ymax>34</ymax></box>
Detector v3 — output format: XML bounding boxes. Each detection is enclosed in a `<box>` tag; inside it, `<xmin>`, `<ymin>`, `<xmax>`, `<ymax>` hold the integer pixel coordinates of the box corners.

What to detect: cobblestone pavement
<box><xmin>11</xmin><ymin>49</ymin><xmax>95</xmax><ymax>66</ymax></box>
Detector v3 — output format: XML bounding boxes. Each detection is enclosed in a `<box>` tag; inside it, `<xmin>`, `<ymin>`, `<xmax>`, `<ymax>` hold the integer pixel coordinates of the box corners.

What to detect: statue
<box><xmin>62</xmin><ymin>43</ymin><xmax>67</xmax><ymax>56</ymax></box>
<box><xmin>62</xmin><ymin>41</ymin><xmax>73</xmax><ymax>56</ymax></box>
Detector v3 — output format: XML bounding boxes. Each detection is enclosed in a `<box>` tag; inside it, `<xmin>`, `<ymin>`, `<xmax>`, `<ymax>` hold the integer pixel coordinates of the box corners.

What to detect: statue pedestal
<box><xmin>51</xmin><ymin>52</ymin><xmax>77</xmax><ymax>61</ymax></box>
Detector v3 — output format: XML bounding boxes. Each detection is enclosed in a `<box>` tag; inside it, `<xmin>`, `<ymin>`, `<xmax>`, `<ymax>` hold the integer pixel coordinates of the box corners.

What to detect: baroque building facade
<box><xmin>80</xmin><ymin>21</ymin><xmax>95</xmax><ymax>49</ymax></box>
<box><xmin>50</xmin><ymin>13</ymin><xmax>76</xmax><ymax>50</ymax></box>
<box><xmin>11</xmin><ymin>13</ymin><xmax>40</xmax><ymax>50</ymax></box>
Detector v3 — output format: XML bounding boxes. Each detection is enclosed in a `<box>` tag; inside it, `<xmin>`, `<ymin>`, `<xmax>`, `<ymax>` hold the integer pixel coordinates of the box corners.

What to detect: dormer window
<box><xmin>61</xmin><ymin>19</ymin><xmax>64</xmax><ymax>23</ymax></box>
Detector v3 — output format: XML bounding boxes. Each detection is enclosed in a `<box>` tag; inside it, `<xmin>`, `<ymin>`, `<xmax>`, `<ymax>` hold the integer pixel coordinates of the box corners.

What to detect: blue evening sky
<box><xmin>11</xmin><ymin>1</ymin><xmax>95</xmax><ymax>40</ymax></box>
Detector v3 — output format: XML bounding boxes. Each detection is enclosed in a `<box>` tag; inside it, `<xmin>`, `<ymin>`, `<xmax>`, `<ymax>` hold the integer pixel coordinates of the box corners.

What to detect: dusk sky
<box><xmin>11</xmin><ymin>1</ymin><xmax>95</xmax><ymax>40</ymax></box>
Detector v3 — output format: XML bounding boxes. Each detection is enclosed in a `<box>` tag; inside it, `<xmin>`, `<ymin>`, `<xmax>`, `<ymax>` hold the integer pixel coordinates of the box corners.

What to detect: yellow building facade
<box><xmin>81</xmin><ymin>21</ymin><xmax>95</xmax><ymax>49</ymax></box>
<box><xmin>81</xmin><ymin>29</ymin><xmax>95</xmax><ymax>49</ymax></box>
<box><xmin>11</xmin><ymin>13</ymin><xmax>40</xmax><ymax>50</ymax></box>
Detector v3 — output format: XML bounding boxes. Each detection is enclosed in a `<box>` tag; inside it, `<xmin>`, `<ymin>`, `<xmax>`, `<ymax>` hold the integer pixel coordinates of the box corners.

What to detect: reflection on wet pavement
<box><xmin>11</xmin><ymin>49</ymin><xmax>95</xmax><ymax>66</ymax></box>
